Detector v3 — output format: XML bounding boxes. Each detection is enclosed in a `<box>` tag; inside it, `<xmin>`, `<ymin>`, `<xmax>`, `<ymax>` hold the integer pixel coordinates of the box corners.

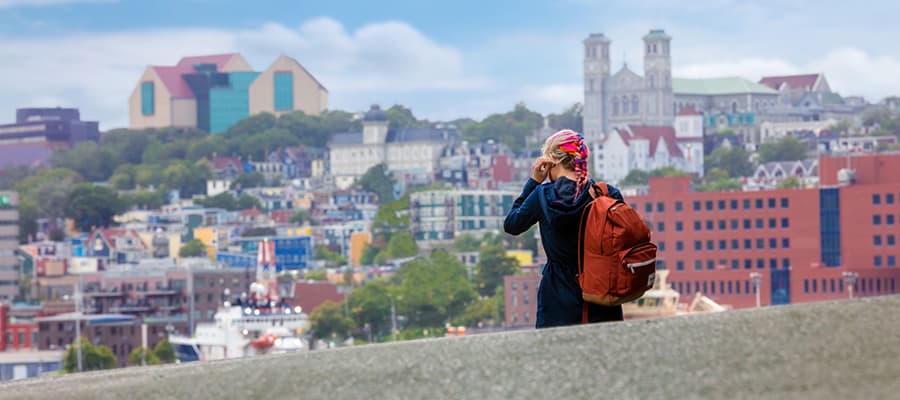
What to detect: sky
<box><xmin>1</xmin><ymin>0</ymin><xmax>900</xmax><ymax>129</ymax></box>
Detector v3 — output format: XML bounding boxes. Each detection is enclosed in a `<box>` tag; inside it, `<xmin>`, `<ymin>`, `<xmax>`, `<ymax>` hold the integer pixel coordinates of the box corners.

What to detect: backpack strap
<box><xmin>590</xmin><ymin>182</ymin><xmax>609</xmax><ymax>199</ymax></box>
<box><xmin>577</xmin><ymin>201</ymin><xmax>594</xmax><ymax>325</ymax></box>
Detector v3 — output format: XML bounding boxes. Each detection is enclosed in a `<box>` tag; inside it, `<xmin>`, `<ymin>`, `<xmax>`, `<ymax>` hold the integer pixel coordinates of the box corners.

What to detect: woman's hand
<box><xmin>532</xmin><ymin>157</ymin><xmax>551</xmax><ymax>183</ymax></box>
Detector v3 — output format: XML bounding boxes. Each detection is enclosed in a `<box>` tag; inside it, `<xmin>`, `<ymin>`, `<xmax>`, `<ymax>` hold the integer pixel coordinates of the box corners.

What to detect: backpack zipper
<box><xmin>626</xmin><ymin>258</ymin><xmax>656</xmax><ymax>273</ymax></box>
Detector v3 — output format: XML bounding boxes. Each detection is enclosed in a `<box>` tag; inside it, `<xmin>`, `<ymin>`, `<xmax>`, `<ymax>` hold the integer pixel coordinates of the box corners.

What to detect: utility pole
<box><xmin>74</xmin><ymin>274</ymin><xmax>83</xmax><ymax>373</ymax></box>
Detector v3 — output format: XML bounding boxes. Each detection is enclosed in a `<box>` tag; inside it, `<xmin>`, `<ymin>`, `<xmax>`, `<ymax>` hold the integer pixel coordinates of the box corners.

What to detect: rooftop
<box><xmin>673</xmin><ymin>76</ymin><xmax>778</xmax><ymax>96</ymax></box>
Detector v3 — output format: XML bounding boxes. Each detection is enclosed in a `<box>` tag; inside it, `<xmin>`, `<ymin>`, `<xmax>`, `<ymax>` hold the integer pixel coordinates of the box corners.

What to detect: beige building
<box><xmin>129</xmin><ymin>53</ymin><xmax>327</xmax><ymax>133</ymax></box>
<box><xmin>0</xmin><ymin>192</ymin><xmax>19</xmax><ymax>301</ymax></box>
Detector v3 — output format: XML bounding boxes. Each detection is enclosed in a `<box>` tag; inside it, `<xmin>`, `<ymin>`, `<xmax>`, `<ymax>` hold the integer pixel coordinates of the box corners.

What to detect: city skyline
<box><xmin>1</xmin><ymin>0</ymin><xmax>900</xmax><ymax>129</ymax></box>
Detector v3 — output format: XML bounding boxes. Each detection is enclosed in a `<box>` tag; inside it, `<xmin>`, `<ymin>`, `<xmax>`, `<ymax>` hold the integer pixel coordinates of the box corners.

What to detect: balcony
<box><xmin>110</xmin><ymin>303</ymin><xmax>153</xmax><ymax>313</ymax></box>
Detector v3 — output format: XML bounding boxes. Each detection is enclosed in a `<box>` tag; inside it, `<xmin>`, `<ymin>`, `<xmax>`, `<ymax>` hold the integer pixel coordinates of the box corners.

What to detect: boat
<box><xmin>169</xmin><ymin>238</ymin><xmax>311</xmax><ymax>362</ymax></box>
<box><xmin>623</xmin><ymin>270</ymin><xmax>730</xmax><ymax>319</ymax></box>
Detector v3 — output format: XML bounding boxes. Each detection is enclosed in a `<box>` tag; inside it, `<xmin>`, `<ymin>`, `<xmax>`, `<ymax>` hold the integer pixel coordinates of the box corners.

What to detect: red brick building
<box><xmin>503</xmin><ymin>153</ymin><xmax>900</xmax><ymax>325</ymax></box>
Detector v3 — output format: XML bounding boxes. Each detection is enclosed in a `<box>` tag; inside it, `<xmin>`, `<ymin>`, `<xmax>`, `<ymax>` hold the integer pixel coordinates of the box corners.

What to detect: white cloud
<box><xmin>0</xmin><ymin>0</ymin><xmax>114</xmax><ymax>8</ymax></box>
<box><xmin>0</xmin><ymin>18</ymin><xmax>489</xmax><ymax>129</ymax></box>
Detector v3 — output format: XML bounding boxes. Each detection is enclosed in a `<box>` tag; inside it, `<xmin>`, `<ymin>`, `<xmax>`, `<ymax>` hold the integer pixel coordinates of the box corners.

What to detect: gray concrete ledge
<box><xmin>3</xmin><ymin>295</ymin><xmax>899</xmax><ymax>400</ymax></box>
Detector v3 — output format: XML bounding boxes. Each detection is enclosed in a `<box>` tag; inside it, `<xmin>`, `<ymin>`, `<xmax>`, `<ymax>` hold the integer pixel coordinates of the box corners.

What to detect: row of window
<box><xmin>671</xmin><ymin>280</ymin><xmax>756</xmax><ymax>297</ymax></box>
<box><xmin>510</xmin><ymin>311</ymin><xmax>531</xmax><ymax>325</ymax></box>
<box><xmin>637</xmin><ymin>197</ymin><xmax>789</xmax><ymax>214</ymax></box>
<box><xmin>873</xmin><ymin>255</ymin><xmax>898</xmax><ymax>267</ymax></box>
<box><xmin>871</xmin><ymin>193</ymin><xmax>898</xmax><ymax>205</ymax></box>
<box><xmin>873</xmin><ymin>235</ymin><xmax>897</xmax><ymax>247</ymax></box>
<box><xmin>804</xmin><ymin>277</ymin><xmax>896</xmax><ymax>295</ymax></box>
<box><xmin>872</xmin><ymin>214</ymin><xmax>897</xmax><ymax>225</ymax></box>
<box><xmin>662</xmin><ymin>237</ymin><xmax>791</xmax><ymax>253</ymax></box>
<box><xmin>667</xmin><ymin>257</ymin><xmax>792</xmax><ymax>271</ymax></box>
<box><xmin>656</xmin><ymin>217</ymin><xmax>791</xmax><ymax>233</ymax></box>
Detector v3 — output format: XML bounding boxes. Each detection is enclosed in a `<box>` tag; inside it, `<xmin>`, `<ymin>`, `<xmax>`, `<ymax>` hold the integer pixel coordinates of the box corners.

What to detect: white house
<box><xmin>594</xmin><ymin>107</ymin><xmax>704</xmax><ymax>184</ymax></box>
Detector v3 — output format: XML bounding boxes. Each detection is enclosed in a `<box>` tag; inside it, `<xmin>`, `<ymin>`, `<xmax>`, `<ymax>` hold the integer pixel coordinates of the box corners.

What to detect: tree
<box><xmin>359</xmin><ymin>244</ymin><xmax>380</xmax><ymax>266</ymax></box>
<box><xmin>309</xmin><ymin>301</ymin><xmax>354</xmax><ymax>340</ymax></box>
<box><xmin>758</xmin><ymin>136</ymin><xmax>807</xmax><ymax>163</ymax></box>
<box><xmin>649</xmin><ymin>166</ymin><xmax>690</xmax><ymax>177</ymax></box>
<box><xmin>548</xmin><ymin>103</ymin><xmax>583</xmax><ymax>133</ymax></box>
<box><xmin>346</xmin><ymin>278</ymin><xmax>394</xmax><ymax>338</ymax></box>
<box><xmin>0</xmin><ymin>165</ymin><xmax>35</xmax><ymax>190</ymax></box>
<box><xmin>128</xmin><ymin>347</ymin><xmax>160</xmax><ymax>366</ymax></box>
<box><xmin>179</xmin><ymin>239</ymin><xmax>207</xmax><ymax>258</ymax></box>
<box><xmin>63</xmin><ymin>337</ymin><xmax>117</xmax><ymax>373</ymax></box>
<box><xmin>384</xmin><ymin>104</ymin><xmax>429</xmax><ymax>130</ymax></box>
<box><xmin>453</xmin><ymin>233</ymin><xmax>481</xmax><ymax>253</ymax></box>
<box><xmin>696</xmin><ymin>177</ymin><xmax>742</xmax><ymax>192</ymax></box>
<box><xmin>396</xmin><ymin>250</ymin><xmax>476</xmax><ymax>328</ymax></box>
<box><xmin>231</xmin><ymin>172</ymin><xmax>266</xmax><ymax>190</ymax></box>
<box><xmin>462</xmin><ymin>103</ymin><xmax>544</xmax><ymax>151</ymax></box>
<box><xmin>705</xmin><ymin>147</ymin><xmax>755</xmax><ymax>178</ymax></box>
<box><xmin>474</xmin><ymin>243</ymin><xmax>520</xmax><ymax>297</ymax></box>
<box><xmin>65</xmin><ymin>184</ymin><xmax>124</xmax><ymax>232</ymax></box>
<box><xmin>153</xmin><ymin>339</ymin><xmax>175</xmax><ymax>363</ymax></box>
<box><xmin>290</xmin><ymin>209</ymin><xmax>312</xmax><ymax>225</ymax></box>
<box><xmin>237</xmin><ymin>194</ymin><xmax>262</xmax><ymax>210</ymax></box>
<box><xmin>371</xmin><ymin>197</ymin><xmax>410</xmax><ymax>244</ymax></box>
<box><xmin>304</xmin><ymin>269</ymin><xmax>327</xmax><ymax>281</ymax></box>
<box><xmin>121</xmin><ymin>190</ymin><xmax>166</xmax><ymax>210</ymax></box>
<box><xmin>14</xmin><ymin>168</ymin><xmax>83</xmax><ymax>220</ymax></box>
<box><xmin>224</xmin><ymin>112</ymin><xmax>277</xmax><ymax>137</ymax></box>
<box><xmin>195</xmin><ymin>192</ymin><xmax>238</xmax><ymax>211</ymax></box>
<box><xmin>359</xmin><ymin>164</ymin><xmax>396</xmax><ymax>204</ymax></box>
<box><xmin>315</xmin><ymin>245</ymin><xmax>347</xmax><ymax>267</ymax></box>
<box><xmin>385</xmin><ymin>231</ymin><xmax>418</xmax><ymax>260</ymax></box>
<box><xmin>776</xmin><ymin>176</ymin><xmax>803</xmax><ymax>189</ymax></box>
<box><xmin>453</xmin><ymin>295</ymin><xmax>501</xmax><ymax>327</ymax></box>
<box><xmin>621</xmin><ymin>169</ymin><xmax>649</xmax><ymax>186</ymax></box>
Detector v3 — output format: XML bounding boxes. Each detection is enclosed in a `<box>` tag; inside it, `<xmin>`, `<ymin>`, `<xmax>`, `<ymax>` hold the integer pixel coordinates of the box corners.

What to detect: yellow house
<box><xmin>349</xmin><ymin>232</ymin><xmax>372</xmax><ymax>267</ymax></box>
<box><xmin>506</xmin><ymin>250</ymin><xmax>533</xmax><ymax>267</ymax></box>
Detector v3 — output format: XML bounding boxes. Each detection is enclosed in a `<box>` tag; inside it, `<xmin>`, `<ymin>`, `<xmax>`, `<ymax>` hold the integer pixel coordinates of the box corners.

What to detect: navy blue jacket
<box><xmin>504</xmin><ymin>177</ymin><xmax>625</xmax><ymax>327</ymax></box>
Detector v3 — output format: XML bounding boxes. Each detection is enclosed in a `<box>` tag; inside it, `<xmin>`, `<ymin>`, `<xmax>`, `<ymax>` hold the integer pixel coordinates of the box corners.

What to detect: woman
<box><xmin>504</xmin><ymin>129</ymin><xmax>625</xmax><ymax>328</ymax></box>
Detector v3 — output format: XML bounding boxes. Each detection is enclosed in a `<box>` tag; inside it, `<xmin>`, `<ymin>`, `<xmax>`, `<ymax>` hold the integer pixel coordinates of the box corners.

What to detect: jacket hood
<box><xmin>538</xmin><ymin>177</ymin><xmax>594</xmax><ymax>228</ymax></box>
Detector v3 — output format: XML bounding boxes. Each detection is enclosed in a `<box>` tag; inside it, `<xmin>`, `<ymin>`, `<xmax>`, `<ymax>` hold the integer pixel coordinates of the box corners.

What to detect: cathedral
<box><xmin>582</xmin><ymin>29</ymin><xmax>675</xmax><ymax>143</ymax></box>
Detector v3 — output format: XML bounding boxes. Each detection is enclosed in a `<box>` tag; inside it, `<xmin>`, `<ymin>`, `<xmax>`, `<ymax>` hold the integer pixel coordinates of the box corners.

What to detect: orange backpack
<box><xmin>577</xmin><ymin>182</ymin><xmax>657</xmax><ymax>321</ymax></box>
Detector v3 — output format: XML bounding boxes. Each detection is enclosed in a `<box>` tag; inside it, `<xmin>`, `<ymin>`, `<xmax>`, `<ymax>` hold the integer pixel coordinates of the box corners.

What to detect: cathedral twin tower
<box><xmin>582</xmin><ymin>29</ymin><xmax>675</xmax><ymax>143</ymax></box>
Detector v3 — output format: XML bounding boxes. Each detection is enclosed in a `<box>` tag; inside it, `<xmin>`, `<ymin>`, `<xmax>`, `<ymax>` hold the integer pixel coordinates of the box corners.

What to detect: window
<box><xmin>719</xmin><ymin>240</ymin><xmax>727</xmax><ymax>250</ymax></box>
<box><xmin>768</xmin><ymin>198</ymin><xmax>776</xmax><ymax>208</ymax></box>
<box><xmin>873</xmin><ymin>215</ymin><xmax>882</xmax><ymax>225</ymax></box>
<box><xmin>706</xmin><ymin>240</ymin><xmax>714</xmax><ymax>251</ymax></box>
<box><xmin>675</xmin><ymin>221</ymin><xmax>683</xmax><ymax>231</ymax></box>
<box><xmin>705</xmin><ymin>200</ymin><xmax>713</xmax><ymax>210</ymax></box>
<box><xmin>782</xmin><ymin>238</ymin><xmax>790</xmax><ymax>248</ymax></box>
<box><xmin>693</xmin><ymin>201</ymin><xmax>701</xmax><ymax>211</ymax></box>
<box><xmin>656</xmin><ymin>202</ymin><xmax>664</xmax><ymax>213</ymax></box>
<box><xmin>781</xmin><ymin>218</ymin><xmax>790</xmax><ymax>228</ymax></box>
<box><xmin>657</xmin><ymin>222</ymin><xmax>665</xmax><ymax>232</ymax></box>
<box><xmin>718</xmin><ymin>220</ymin><xmax>726</xmax><ymax>230</ymax></box>
<box><xmin>274</xmin><ymin>72</ymin><xmax>294</xmax><ymax>111</ymax></box>
<box><xmin>769</xmin><ymin>238</ymin><xmax>777</xmax><ymax>249</ymax></box>
<box><xmin>782</xmin><ymin>258</ymin><xmax>790</xmax><ymax>268</ymax></box>
<box><xmin>755</xmin><ymin>219</ymin><xmax>764</xmax><ymax>229</ymax></box>
<box><xmin>769</xmin><ymin>259</ymin><xmax>777</xmax><ymax>269</ymax></box>
<box><xmin>744</xmin><ymin>259</ymin><xmax>752</xmax><ymax>269</ymax></box>
<box><xmin>731</xmin><ymin>239</ymin><xmax>739</xmax><ymax>249</ymax></box>
<box><xmin>873</xmin><ymin>194</ymin><xmax>881</xmax><ymax>205</ymax></box>
<box><xmin>676</xmin><ymin>241</ymin><xmax>683</xmax><ymax>251</ymax></box>
<box><xmin>694</xmin><ymin>260</ymin><xmax>702</xmax><ymax>271</ymax></box>
<box><xmin>755</xmin><ymin>199</ymin><xmax>763</xmax><ymax>209</ymax></box>
<box><xmin>756</xmin><ymin>239</ymin><xmax>764</xmax><ymax>249</ymax></box>
<box><xmin>768</xmin><ymin>218</ymin><xmax>776</xmax><ymax>228</ymax></box>
<box><xmin>694</xmin><ymin>221</ymin><xmax>702</xmax><ymax>231</ymax></box>
<box><xmin>730</xmin><ymin>219</ymin><xmax>738</xmax><ymax>230</ymax></box>
<box><xmin>874</xmin><ymin>235</ymin><xmax>882</xmax><ymax>246</ymax></box>
<box><xmin>744</xmin><ymin>239</ymin><xmax>752</xmax><ymax>249</ymax></box>
<box><xmin>756</xmin><ymin>259</ymin><xmax>765</xmax><ymax>269</ymax></box>
<box><xmin>804</xmin><ymin>279</ymin><xmax>809</xmax><ymax>293</ymax></box>
<box><xmin>889</xmin><ymin>256</ymin><xmax>896</xmax><ymax>267</ymax></box>
<box><xmin>743</xmin><ymin>199</ymin><xmax>750</xmax><ymax>209</ymax></box>
<box><xmin>706</xmin><ymin>220</ymin><xmax>714</xmax><ymax>230</ymax></box>
<box><xmin>875</xmin><ymin>255</ymin><xmax>882</xmax><ymax>267</ymax></box>
<box><xmin>612</xmin><ymin>98</ymin><xmax>619</xmax><ymax>115</ymax></box>
<box><xmin>659</xmin><ymin>241</ymin><xmax>666</xmax><ymax>252</ymax></box>
<box><xmin>887</xmin><ymin>194</ymin><xmax>895</xmax><ymax>204</ymax></box>
<box><xmin>888</xmin><ymin>215</ymin><xmax>896</xmax><ymax>225</ymax></box>
<box><xmin>730</xmin><ymin>200</ymin><xmax>738</xmax><ymax>210</ymax></box>
<box><xmin>706</xmin><ymin>260</ymin><xmax>715</xmax><ymax>270</ymax></box>
<box><xmin>743</xmin><ymin>219</ymin><xmax>751</xmax><ymax>229</ymax></box>
<box><xmin>140</xmin><ymin>82</ymin><xmax>154</xmax><ymax>116</ymax></box>
<box><xmin>676</xmin><ymin>261</ymin><xmax>684</xmax><ymax>271</ymax></box>
<box><xmin>718</xmin><ymin>200</ymin><xmax>726</xmax><ymax>210</ymax></box>
<box><xmin>694</xmin><ymin>241</ymin><xmax>702</xmax><ymax>251</ymax></box>
<box><xmin>888</xmin><ymin>235</ymin><xmax>896</xmax><ymax>246</ymax></box>
<box><xmin>780</xmin><ymin>198</ymin><xmax>789</xmax><ymax>208</ymax></box>
<box><xmin>731</xmin><ymin>260</ymin><xmax>739</xmax><ymax>269</ymax></box>
<box><xmin>675</xmin><ymin>201</ymin><xmax>683</xmax><ymax>212</ymax></box>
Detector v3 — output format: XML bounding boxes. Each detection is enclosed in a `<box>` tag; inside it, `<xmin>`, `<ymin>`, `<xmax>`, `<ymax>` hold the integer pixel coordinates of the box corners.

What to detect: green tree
<box><xmin>128</xmin><ymin>347</ymin><xmax>160</xmax><ymax>366</ymax></box>
<box><xmin>705</xmin><ymin>146</ymin><xmax>755</xmax><ymax>178</ymax></box>
<box><xmin>359</xmin><ymin>163</ymin><xmax>396</xmax><ymax>204</ymax></box>
<box><xmin>63</xmin><ymin>337</ymin><xmax>117</xmax><ymax>373</ymax></box>
<box><xmin>179</xmin><ymin>239</ymin><xmax>207</xmax><ymax>258</ymax></box>
<box><xmin>371</xmin><ymin>197</ymin><xmax>410</xmax><ymax>244</ymax></box>
<box><xmin>289</xmin><ymin>209</ymin><xmax>313</xmax><ymax>225</ymax></box>
<box><xmin>195</xmin><ymin>192</ymin><xmax>238</xmax><ymax>211</ymax></box>
<box><xmin>776</xmin><ymin>176</ymin><xmax>803</xmax><ymax>189</ymax></box>
<box><xmin>621</xmin><ymin>169</ymin><xmax>649</xmax><ymax>186</ymax></box>
<box><xmin>453</xmin><ymin>295</ymin><xmax>501</xmax><ymax>327</ymax></box>
<box><xmin>385</xmin><ymin>231</ymin><xmax>418</xmax><ymax>260</ymax></box>
<box><xmin>315</xmin><ymin>245</ymin><xmax>347</xmax><ymax>267</ymax></box>
<box><xmin>237</xmin><ymin>194</ymin><xmax>262</xmax><ymax>210</ymax></box>
<box><xmin>696</xmin><ymin>178</ymin><xmax>743</xmax><ymax>192</ymax></box>
<box><xmin>474</xmin><ymin>243</ymin><xmax>520</xmax><ymax>297</ymax></box>
<box><xmin>397</xmin><ymin>250</ymin><xmax>477</xmax><ymax>328</ymax></box>
<box><xmin>153</xmin><ymin>339</ymin><xmax>175</xmax><ymax>363</ymax></box>
<box><xmin>14</xmin><ymin>168</ymin><xmax>83</xmax><ymax>219</ymax></box>
<box><xmin>547</xmin><ymin>103</ymin><xmax>583</xmax><ymax>133</ymax></box>
<box><xmin>231</xmin><ymin>172</ymin><xmax>266</xmax><ymax>190</ymax></box>
<box><xmin>649</xmin><ymin>166</ymin><xmax>690</xmax><ymax>177</ymax></box>
<box><xmin>453</xmin><ymin>233</ymin><xmax>481</xmax><ymax>253</ymax></box>
<box><xmin>384</xmin><ymin>104</ymin><xmax>429</xmax><ymax>130</ymax></box>
<box><xmin>359</xmin><ymin>244</ymin><xmax>380</xmax><ymax>266</ymax></box>
<box><xmin>346</xmin><ymin>278</ymin><xmax>394</xmax><ymax>338</ymax></box>
<box><xmin>224</xmin><ymin>112</ymin><xmax>277</xmax><ymax>137</ymax></box>
<box><xmin>0</xmin><ymin>165</ymin><xmax>35</xmax><ymax>190</ymax></box>
<box><xmin>17</xmin><ymin>198</ymin><xmax>38</xmax><ymax>243</ymax></box>
<box><xmin>121</xmin><ymin>190</ymin><xmax>166</xmax><ymax>210</ymax></box>
<box><xmin>304</xmin><ymin>269</ymin><xmax>328</xmax><ymax>281</ymax></box>
<box><xmin>65</xmin><ymin>184</ymin><xmax>125</xmax><ymax>232</ymax></box>
<box><xmin>309</xmin><ymin>301</ymin><xmax>354</xmax><ymax>340</ymax></box>
<box><xmin>462</xmin><ymin>103</ymin><xmax>544</xmax><ymax>151</ymax></box>
<box><xmin>758</xmin><ymin>136</ymin><xmax>808</xmax><ymax>163</ymax></box>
